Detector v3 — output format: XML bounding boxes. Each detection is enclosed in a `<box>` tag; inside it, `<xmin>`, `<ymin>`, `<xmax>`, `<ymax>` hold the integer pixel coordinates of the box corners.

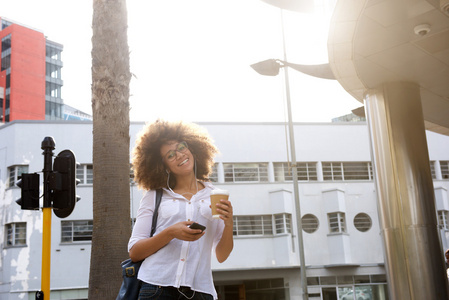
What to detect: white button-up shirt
<box><xmin>128</xmin><ymin>182</ymin><xmax>224</xmax><ymax>299</ymax></box>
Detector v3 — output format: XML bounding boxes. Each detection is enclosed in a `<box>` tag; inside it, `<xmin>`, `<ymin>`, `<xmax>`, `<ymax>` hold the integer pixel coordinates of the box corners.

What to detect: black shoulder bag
<box><xmin>116</xmin><ymin>189</ymin><xmax>163</xmax><ymax>300</ymax></box>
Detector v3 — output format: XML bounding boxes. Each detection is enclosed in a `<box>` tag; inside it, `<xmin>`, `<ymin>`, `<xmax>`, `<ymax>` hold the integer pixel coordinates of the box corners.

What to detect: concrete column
<box><xmin>217</xmin><ymin>162</ymin><xmax>224</xmax><ymax>183</ymax></box>
<box><xmin>268</xmin><ymin>161</ymin><xmax>275</xmax><ymax>182</ymax></box>
<box><xmin>364</xmin><ymin>82</ymin><xmax>449</xmax><ymax>299</ymax></box>
<box><xmin>316</xmin><ymin>161</ymin><xmax>323</xmax><ymax>182</ymax></box>
<box><xmin>435</xmin><ymin>160</ymin><xmax>443</xmax><ymax>180</ymax></box>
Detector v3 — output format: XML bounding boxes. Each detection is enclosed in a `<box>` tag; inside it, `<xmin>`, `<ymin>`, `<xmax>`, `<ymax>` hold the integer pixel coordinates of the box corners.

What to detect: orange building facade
<box><xmin>1</xmin><ymin>18</ymin><xmax>63</xmax><ymax>122</ymax></box>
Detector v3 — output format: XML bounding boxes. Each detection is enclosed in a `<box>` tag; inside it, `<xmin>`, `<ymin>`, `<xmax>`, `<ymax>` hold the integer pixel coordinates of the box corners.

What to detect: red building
<box><xmin>0</xmin><ymin>17</ymin><xmax>63</xmax><ymax>122</ymax></box>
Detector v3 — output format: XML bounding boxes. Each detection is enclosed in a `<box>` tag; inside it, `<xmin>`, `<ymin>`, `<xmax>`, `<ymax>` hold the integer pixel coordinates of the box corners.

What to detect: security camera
<box><xmin>414</xmin><ymin>24</ymin><xmax>431</xmax><ymax>36</ymax></box>
<box><xmin>441</xmin><ymin>0</ymin><xmax>449</xmax><ymax>16</ymax></box>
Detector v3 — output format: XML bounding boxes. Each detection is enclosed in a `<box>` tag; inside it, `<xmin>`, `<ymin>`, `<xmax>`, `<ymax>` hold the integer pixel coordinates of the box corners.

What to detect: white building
<box><xmin>1</xmin><ymin>120</ymin><xmax>449</xmax><ymax>300</ymax></box>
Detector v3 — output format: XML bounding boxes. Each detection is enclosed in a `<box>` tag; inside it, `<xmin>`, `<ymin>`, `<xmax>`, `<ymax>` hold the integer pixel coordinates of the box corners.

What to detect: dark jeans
<box><xmin>139</xmin><ymin>283</ymin><xmax>214</xmax><ymax>300</ymax></box>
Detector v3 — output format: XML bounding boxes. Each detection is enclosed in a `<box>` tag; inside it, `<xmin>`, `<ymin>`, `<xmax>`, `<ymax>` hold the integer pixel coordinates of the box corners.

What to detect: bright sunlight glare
<box><xmin>1</xmin><ymin>0</ymin><xmax>361</xmax><ymax>123</ymax></box>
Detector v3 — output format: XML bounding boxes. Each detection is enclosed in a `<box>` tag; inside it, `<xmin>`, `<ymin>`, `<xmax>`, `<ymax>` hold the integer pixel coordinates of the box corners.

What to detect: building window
<box><xmin>45</xmin><ymin>100</ymin><xmax>63</xmax><ymax>120</ymax></box>
<box><xmin>353</xmin><ymin>213</ymin><xmax>372</xmax><ymax>232</ymax></box>
<box><xmin>274</xmin><ymin>213</ymin><xmax>292</xmax><ymax>234</ymax></box>
<box><xmin>430</xmin><ymin>161</ymin><xmax>436</xmax><ymax>179</ymax></box>
<box><xmin>441</xmin><ymin>161</ymin><xmax>449</xmax><ymax>179</ymax></box>
<box><xmin>129</xmin><ymin>164</ymin><xmax>135</xmax><ymax>184</ymax></box>
<box><xmin>438</xmin><ymin>210</ymin><xmax>449</xmax><ymax>230</ymax></box>
<box><xmin>224</xmin><ymin>163</ymin><xmax>268</xmax><ymax>183</ymax></box>
<box><xmin>61</xmin><ymin>220</ymin><xmax>93</xmax><ymax>243</ymax></box>
<box><xmin>46</xmin><ymin>43</ymin><xmax>62</xmax><ymax>60</ymax></box>
<box><xmin>2</xmin><ymin>20</ymin><xmax>12</xmax><ymax>30</ymax></box>
<box><xmin>46</xmin><ymin>62</ymin><xmax>62</xmax><ymax>79</ymax></box>
<box><xmin>7</xmin><ymin>165</ymin><xmax>29</xmax><ymax>188</ymax></box>
<box><xmin>233</xmin><ymin>214</ymin><xmax>292</xmax><ymax>236</ymax></box>
<box><xmin>307</xmin><ymin>274</ymin><xmax>387</xmax><ymax>286</ymax></box>
<box><xmin>1</xmin><ymin>34</ymin><xmax>11</xmax><ymax>51</ymax></box>
<box><xmin>209</xmin><ymin>163</ymin><xmax>218</xmax><ymax>182</ymax></box>
<box><xmin>1</xmin><ymin>53</ymin><xmax>10</xmax><ymax>72</ymax></box>
<box><xmin>76</xmin><ymin>164</ymin><xmax>93</xmax><ymax>184</ymax></box>
<box><xmin>328</xmin><ymin>212</ymin><xmax>346</xmax><ymax>233</ymax></box>
<box><xmin>242</xmin><ymin>278</ymin><xmax>287</xmax><ymax>299</ymax></box>
<box><xmin>274</xmin><ymin>162</ymin><xmax>318</xmax><ymax>182</ymax></box>
<box><xmin>323</xmin><ymin>162</ymin><xmax>373</xmax><ymax>181</ymax></box>
<box><xmin>1</xmin><ymin>34</ymin><xmax>11</xmax><ymax>71</ymax></box>
<box><xmin>302</xmin><ymin>214</ymin><xmax>319</xmax><ymax>233</ymax></box>
<box><xmin>5</xmin><ymin>222</ymin><xmax>27</xmax><ymax>247</ymax></box>
<box><xmin>233</xmin><ymin>215</ymin><xmax>273</xmax><ymax>236</ymax></box>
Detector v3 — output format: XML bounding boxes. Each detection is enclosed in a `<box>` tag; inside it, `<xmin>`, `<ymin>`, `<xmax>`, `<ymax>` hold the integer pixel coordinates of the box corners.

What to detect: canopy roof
<box><xmin>327</xmin><ymin>0</ymin><xmax>449</xmax><ymax>135</ymax></box>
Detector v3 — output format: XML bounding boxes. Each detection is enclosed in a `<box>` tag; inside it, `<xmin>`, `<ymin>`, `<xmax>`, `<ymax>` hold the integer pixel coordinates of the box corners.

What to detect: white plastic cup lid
<box><xmin>210</xmin><ymin>189</ymin><xmax>229</xmax><ymax>195</ymax></box>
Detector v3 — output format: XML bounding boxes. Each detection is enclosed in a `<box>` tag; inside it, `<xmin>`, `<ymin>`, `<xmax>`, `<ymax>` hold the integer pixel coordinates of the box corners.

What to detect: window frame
<box><xmin>274</xmin><ymin>213</ymin><xmax>292</xmax><ymax>234</ymax></box>
<box><xmin>441</xmin><ymin>161</ymin><xmax>449</xmax><ymax>180</ymax></box>
<box><xmin>61</xmin><ymin>220</ymin><xmax>93</xmax><ymax>243</ymax></box>
<box><xmin>323</xmin><ymin>162</ymin><xmax>373</xmax><ymax>181</ymax></box>
<box><xmin>233</xmin><ymin>214</ymin><xmax>292</xmax><ymax>237</ymax></box>
<box><xmin>7</xmin><ymin>165</ymin><xmax>29</xmax><ymax>188</ymax></box>
<box><xmin>5</xmin><ymin>222</ymin><xmax>27</xmax><ymax>247</ymax></box>
<box><xmin>233</xmin><ymin>215</ymin><xmax>273</xmax><ymax>236</ymax></box>
<box><xmin>430</xmin><ymin>161</ymin><xmax>436</xmax><ymax>179</ymax></box>
<box><xmin>353</xmin><ymin>213</ymin><xmax>372</xmax><ymax>232</ymax></box>
<box><xmin>438</xmin><ymin>210</ymin><xmax>449</xmax><ymax>230</ymax></box>
<box><xmin>209</xmin><ymin>163</ymin><xmax>218</xmax><ymax>182</ymax></box>
<box><xmin>273</xmin><ymin>162</ymin><xmax>318</xmax><ymax>182</ymax></box>
<box><xmin>328</xmin><ymin>212</ymin><xmax>347</xmax><ymax>234</ymax></box>
<box><xmin>224</xmin><ymin>163</ymin><xmax>268</xmax><ymax>183</ymax></box>
<box><xmin>302</xmin><ymin>214</ymin><xmax>320</xmax><ymax>234</ymax></box>
<box><xmin>76</xmin><ymin>164</ymin><xmax>93</xmax><ymax>185</ymax></box>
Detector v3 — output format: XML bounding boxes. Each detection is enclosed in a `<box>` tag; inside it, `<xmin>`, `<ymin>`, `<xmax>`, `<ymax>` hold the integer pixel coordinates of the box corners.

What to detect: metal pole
<box><xmin>281</xmin><ymin>10</ymin><xmax>308</xmax><ymax>299</ymax></box>
<box><xmin>365</xmin><ymin>82</ymin><xmax>449</xmax><ymax>299</ymax></box>
<box><xmin>284</xmin><ymin>65</ymin><xmax>309</xmax><ymax>300</ymax></box>
<box><xmin>40</xmin><ymin>137</ymin><xmax>55</xmax><ymax>300</ymax></box>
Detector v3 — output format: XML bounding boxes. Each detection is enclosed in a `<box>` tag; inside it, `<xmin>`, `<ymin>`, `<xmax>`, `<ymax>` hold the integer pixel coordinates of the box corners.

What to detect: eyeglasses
<box><xmin>164</xmin><ymin>141</ymin><xmax>188</xmax><ymax>162</ymax></box>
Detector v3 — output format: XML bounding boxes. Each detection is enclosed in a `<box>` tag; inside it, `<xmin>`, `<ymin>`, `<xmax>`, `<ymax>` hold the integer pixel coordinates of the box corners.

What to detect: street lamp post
<box><xmin>251</xmin><ymin>58</ymin><xmax>335</xmax><ymax>300</ymax></box>
<box><xmin>251</xmin><ymin>59</ymin><xmax>308</xmax><ymax>300</ymax></box>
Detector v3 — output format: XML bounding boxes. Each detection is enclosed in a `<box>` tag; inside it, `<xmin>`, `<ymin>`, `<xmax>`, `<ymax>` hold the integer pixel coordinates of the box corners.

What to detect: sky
<box><xmin>1</xmin><ymin>0</ymin><xmax>362</xmax><ymax>123</ymax></box>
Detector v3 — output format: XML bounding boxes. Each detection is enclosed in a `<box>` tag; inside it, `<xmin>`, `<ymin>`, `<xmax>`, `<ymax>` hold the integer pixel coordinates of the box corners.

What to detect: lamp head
<box><xmin>250</xmin><ymin>59</ymin><xmax>282</xmax><ymax>76</ymax></box>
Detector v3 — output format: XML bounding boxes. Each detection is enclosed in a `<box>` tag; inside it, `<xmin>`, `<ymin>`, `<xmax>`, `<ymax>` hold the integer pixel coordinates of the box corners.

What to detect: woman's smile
<box><xmin>178</xmin><ymin>158</ymin><xmax>189</xmax><ymax>166</ymax></box>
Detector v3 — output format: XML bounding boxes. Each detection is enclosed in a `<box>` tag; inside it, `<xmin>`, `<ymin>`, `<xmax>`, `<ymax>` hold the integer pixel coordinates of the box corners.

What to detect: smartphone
<box><xmin>189</xmin><ymin>222</ymin><xmax>206</xmax><ymax>232</ymax></box>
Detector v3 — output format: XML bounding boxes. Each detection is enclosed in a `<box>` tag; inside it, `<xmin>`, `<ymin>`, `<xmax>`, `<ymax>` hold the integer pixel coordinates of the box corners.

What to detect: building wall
<box><xmin>0</xmin><ymin>22</ymin><xmax>46</xmax><ymax>121</ymax></box>
<box><xmin>1</xmin><ymin>121</ymin><xmax>449</xmax><ymax>300</ymax></box>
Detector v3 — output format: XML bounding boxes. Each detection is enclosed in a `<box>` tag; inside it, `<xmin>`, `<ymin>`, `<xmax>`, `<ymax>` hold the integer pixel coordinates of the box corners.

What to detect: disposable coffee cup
<box><xmin>210</xmin><ymin>189</ymin><xmax>229</xmax><ymax>219</ymax></box>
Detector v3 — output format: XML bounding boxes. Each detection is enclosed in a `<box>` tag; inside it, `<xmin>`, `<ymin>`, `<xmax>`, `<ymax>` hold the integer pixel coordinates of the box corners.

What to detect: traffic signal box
<box><xmin>16</xmin><ymin>173</ymin><xmax>40</xmax><ymax>210</ymax></box>
<box><xmin>16</xmin><ymin>149</ymin><xmax>80</xmax><ymax>218</ymax></box>
<box><xmin>50</xmin><ymin>150</ymin><xmax>80</xmax><ymax>218</ymax></box>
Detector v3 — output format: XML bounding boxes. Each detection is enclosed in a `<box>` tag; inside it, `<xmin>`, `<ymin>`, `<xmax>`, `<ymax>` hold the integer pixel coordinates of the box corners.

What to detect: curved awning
<box><xmin>327</xmin><ymin>0</ymin><xmax>449</xmax><ymax>135</ymax></box>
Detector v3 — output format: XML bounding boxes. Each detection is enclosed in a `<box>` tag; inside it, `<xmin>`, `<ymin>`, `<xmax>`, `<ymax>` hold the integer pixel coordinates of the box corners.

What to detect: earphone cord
<box><xmin>171</xmin><ymin>160</ymin><xmax>200</xmax><ymax>299</ymax></box>
<box><xmin>178</xmin><ymin>287</ymin><xmax>195</xmax><ymax>299</ymax></box>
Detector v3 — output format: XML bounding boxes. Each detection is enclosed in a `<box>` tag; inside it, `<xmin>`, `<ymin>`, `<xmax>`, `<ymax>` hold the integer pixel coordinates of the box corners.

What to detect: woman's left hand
<box><xmin>214</xmin><ymin>199</ymin><xmax>234</xmax><ymax>263</ymax></box>
<box><xmin>216</xmin><ymin>199</ymin><xmax>233</xmax><ymax>228</ymax></box>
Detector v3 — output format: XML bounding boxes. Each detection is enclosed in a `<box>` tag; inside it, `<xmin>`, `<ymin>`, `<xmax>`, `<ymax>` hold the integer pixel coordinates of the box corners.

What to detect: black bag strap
<box><xmin>150</xmin><ymin>189</ymin><xmax>163</xmax><ymax>237</ymax></box>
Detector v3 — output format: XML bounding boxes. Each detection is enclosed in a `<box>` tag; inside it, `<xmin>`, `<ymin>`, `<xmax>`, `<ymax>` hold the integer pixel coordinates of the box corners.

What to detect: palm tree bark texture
<box><xmin>89</xmin><ymin>0</ymin><xmax>131</xmax><ymax>298</ymax></box>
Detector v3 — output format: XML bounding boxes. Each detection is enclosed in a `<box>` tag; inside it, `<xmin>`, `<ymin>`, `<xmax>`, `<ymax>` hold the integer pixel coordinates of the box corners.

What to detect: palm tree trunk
<box><xmin>89</xmin><ymin>0</ymin><xmax>131</xmax><ymax>298</ymax></box>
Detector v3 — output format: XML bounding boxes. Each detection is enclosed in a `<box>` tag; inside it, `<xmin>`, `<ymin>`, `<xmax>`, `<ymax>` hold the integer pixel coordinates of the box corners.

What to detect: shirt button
<box><xmin>181</xmin><ymin>258</ymin><xmax>185</xmax><ymax>262</ymax></box>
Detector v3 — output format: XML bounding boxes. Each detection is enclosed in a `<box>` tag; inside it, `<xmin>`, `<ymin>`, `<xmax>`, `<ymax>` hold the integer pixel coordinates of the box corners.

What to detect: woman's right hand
<box><xmin>169</xmin><ymin>221</ymin><xmax>205</xmax><ymax>241</ymax></box>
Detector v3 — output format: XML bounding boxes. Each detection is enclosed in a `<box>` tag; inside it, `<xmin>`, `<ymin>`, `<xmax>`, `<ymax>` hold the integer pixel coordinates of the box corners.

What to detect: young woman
<box><xmin>128</xmin><ymin>120</ymin><xmax>233</xmax><ymax>300</ymax></box>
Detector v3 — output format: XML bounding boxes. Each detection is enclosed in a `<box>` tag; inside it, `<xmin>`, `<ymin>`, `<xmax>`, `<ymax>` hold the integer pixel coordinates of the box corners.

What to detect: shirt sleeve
<box><xmin>128</xmin><ymin>190</ymin><xmax>156</xmax><ymax>252</ymax></box>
